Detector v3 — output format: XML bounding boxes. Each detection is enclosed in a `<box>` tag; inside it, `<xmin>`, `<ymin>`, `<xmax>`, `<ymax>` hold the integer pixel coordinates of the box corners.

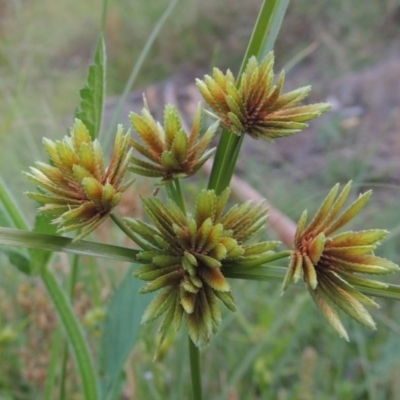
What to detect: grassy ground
<box><xmin>0</xmin><ymin>0</ymin><xmax>400</xmax><ymax>399</ymax></box>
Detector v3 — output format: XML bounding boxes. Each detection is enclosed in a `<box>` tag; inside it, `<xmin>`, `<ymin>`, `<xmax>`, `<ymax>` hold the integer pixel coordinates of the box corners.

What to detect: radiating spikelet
<box><xmin>282</xmin><ymin>181</ymin><xmax>399</xmax><ymax>339</ymax></box>
<box><xmin>196</xmin><ymin>52</ymin><xmax>330</xmax><ymax>141</ymax></box>
<box><xmin>127</xmin><ymin>188</ymin><xmax>278</xmax><ymax>348</ymax></box>
<box><xmin>26</xmin><ymin>119</ymin><xmax>132</xmax><ymax>240</ymax></box>
<box><xmin>129</xmin><ymin>101</ymin><xmax>219</xmax><ymax>183</ymax></box>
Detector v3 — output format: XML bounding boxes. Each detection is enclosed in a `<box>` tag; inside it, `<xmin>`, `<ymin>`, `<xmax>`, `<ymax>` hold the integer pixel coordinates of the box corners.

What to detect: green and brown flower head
<box><xmin>125</xmin><ymin>189</ymin><xmax>278</xmax><ymax>347</ymax></box>
<box><xmin>129</xmin><ymin>100</ymin><xmax>218</xmax><ymax>183</ymax></box>
<box><xmin>196</xmin><ymin>52</ymin><xmax>330</xmax><ymax>141</ymax></box>
<box><xmin>282</xmin><ymin>182</ymin><xmax>399</xmax><ymax>340</ymax></box>
<box><xmin>26</xmin><ymin>119</ymin><xmax>132</xmax><ymax>240</ymax></box>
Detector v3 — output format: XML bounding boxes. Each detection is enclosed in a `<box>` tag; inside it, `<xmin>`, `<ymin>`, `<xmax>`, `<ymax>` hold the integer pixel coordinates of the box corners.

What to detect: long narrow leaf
<box><xmin>0</xmin><ymin>227</ymin><xmax>139</xmax><ymax>262</ymax></box>
<box><xmin>41</xmin><ymin>266</ymin><xmax>99</xmax><ymax>400</ymax></box>
<box><xmin>99</xmin><ymin>266</ymin><xmax>152</xmax><ymax>400</ymax></box>
<box><xmin>0</xmin><ymin>179</ymin><xmax>32</xmax><ymax>273</ymax></box>
<box><xmin>260</xmin><ymin>0</ymin><xmax>290</xmax><ymax>58</ymax></box>
<box><xmin>225</xmin><ymin>266</ymin><xmax>400</xmax><ymax>301</ymax></box>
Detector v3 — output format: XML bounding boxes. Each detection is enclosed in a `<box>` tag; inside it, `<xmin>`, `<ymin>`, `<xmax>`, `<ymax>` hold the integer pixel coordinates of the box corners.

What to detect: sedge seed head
<box><xmin>129</xmin><ymin>100</ymin><xmax>218</xmax><ymax>183</ymax></box>
<box><xmin>196</xmin><ymin>52</ymin><xmax>330</xmax><ymax>141</ymax></box>
<box><xmin>282</xmin><ymin>181</ymin><xmax>399</xmax><ymax>340</ymax></box>
<box><xmin>126</xmin><ymin>189</ymin><xmax>278</xmax><ymax>348</ymax></box>
<box><xmin>25</xmin><ymin>119</ymin><xmax>132</xmax><ymax>241</ymax></box>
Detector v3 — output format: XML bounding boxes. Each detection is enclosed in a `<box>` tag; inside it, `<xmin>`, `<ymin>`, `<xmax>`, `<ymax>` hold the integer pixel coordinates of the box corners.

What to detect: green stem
<box><xmin>110</xmin><ymin>213</ymin><xmax>140</xmax><ymax>243</ymax></box>
<box><xmin>59</xmin><ymin>255</ymin><xmax>81</xmax><ymax>400</ymax></box>
<box><xmin>207</xmin><ymin>0</ymin><xmax>284</xmax><ymax>195</ymax></box>
<box><xmin>165</xmin><ymin>182</ymin><xmax>201</xmax><ymax>400</ymax></box>
<box><xmin>173</xmin><ymin>180</ymin><xmax>186</xmax><ymax>214</ymax></box>
<box><xmin>224</xmin><ymin>265</ymin><xmax>287</xmax><ymax>282</ymax></box>
<box><xmin>59</xmin><ymin>339</ymin><xmax>69</xmax><ymax>398</ymax></box>
<box><xmin>166</xmin><ymin>180</ymin><xmax>186</xmax><ymax>214</ymax></box>
<box><xmin>44</xmin><ymin>329</ymin><xmax>63</xmax><ymax>400</ymax></box>
<box><xmin>189</xmin><ymin>337</ymin><xmax>202</xmax><ymax>400</ymax></box>
<box><xmin>229</xmin><ymin>250</ymin><xmax>291</xmax><ymax>269</ymax></box>
<box><xmin>166</xmin><ymin>179</ymin><xmax>201</xmax><ymax>398</ymax></box>
<box><xmin>0</xmin><ymin>178</ymin><xmax>29</xmax><ymax>230</ymax></box>
<box><xmin>41</xmin><ymin>265</ymin><xmax>99</xmax><ymax>400</ymax></box>
<box><xmin>238</xmin><ymin>0</ymin><xmax>282</xmax><ymax>74</ymax></box>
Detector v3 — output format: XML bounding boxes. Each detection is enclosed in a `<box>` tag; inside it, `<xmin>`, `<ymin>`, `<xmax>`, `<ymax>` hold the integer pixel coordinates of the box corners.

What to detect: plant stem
<box><xmin>166</xmin><ymin>179</ymin><xmax>186</xmax><ymax>214</ymax></box>
<box><xmin>173</xmin><ymin>179</ymin><xmax>186</xmax><ymax>213</ymax></box>
<box><xmin>189</xmin><ymin>337</ymin><xmax>202</xmax><ymax>400</ymax></box>
<box><xmin>165</xmin><ymin>179</ymin><xmax>202</xmax><ymax>400</ymax></box>
<box><xmin>44</xmin><ymin>329</ymin><xmax>63</xmax><ymax>400</ymax></box>
<box><xmin>110</xmin><ymin>213</ymin><xmax>140</xmax><ymax>243</ymax></box>
<box><xmin>0</xmin><ymin>177</ymin><xmax>29</xmax><ymax>230</ymax></box>
<box><xmin>230</xmin><ymin>250</ymin><xmax>291</xmax><ymax>269</ymax></box>
<box><xmin>41</xmin><ymin>265</ymin><xmax>99</xmax><ymax>400</ymax></box>
<box><xmin>59</xmin><ymin>254</ymin><xmax>81</xmax><ymax>400</ymax></box>
<box><xmin>207</xmin><ymin>0</ymin><xmax>284</xmax><ymax>195</ymax></box>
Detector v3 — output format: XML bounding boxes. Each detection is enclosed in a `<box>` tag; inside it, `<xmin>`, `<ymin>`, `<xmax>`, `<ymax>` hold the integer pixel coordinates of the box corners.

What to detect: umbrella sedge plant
<box><xmin>0</xmin><ymin>1</ymin><xmax>399</xmax><ymax>399</ymax></box>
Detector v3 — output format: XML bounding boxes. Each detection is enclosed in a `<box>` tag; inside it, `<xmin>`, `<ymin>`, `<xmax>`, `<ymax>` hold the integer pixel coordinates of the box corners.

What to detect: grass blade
<box><xmin>44</xmin><ymin>329</ymin><xmax>64</xmax><ymax>400</ymax></box>
<box><xmin>225</xmin><ymin>266</ymin><xmax>400</xmax><ymax>301</ymax></box>
<box><xmin>0</xmin><ymin>227</ymin><xmax>139</xmax><ymax>262</ymax></box>
<box><xmin>102</xmin><ymin>0</ymin><xmax>178</xmax><ymax>149</ymax></box>
<box><xmin>99</xmin><ymin>266</ymin><xmax>152</xmax><ymax>400</ymax></box>
<box><xmin>41</xmin><ymin>265</ymin><xmax>99</xmax><ymax>400</ymax></box>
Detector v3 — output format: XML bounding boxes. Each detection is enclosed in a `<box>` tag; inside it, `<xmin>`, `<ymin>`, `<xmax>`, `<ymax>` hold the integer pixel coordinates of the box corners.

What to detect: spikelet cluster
<box><xmin>129</xmin><ymin>101</ymin><xmax>218</xmax><ymax>183</ymax></box>
<box><xmin>26</xmin><ymin>119</ymin><xmax>132</xmax><ymax>240</ymax></box>
<box><xmin>282</xmin><ymin>182</ymin><xmax>399</xmax><ymax>340</ymax></box>
<box><xmin>196</xmin><ymin>52</ymin><xmax>330</xmax><ymax>141</ymax></box>
<box><xmin>125</xmin><ymin>189</ymin><xmax>278</xmax><ymax>347</ymax></box>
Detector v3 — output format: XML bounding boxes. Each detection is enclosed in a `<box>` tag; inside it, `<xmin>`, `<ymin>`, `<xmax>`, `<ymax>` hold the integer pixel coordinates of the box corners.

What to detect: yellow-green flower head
<box><xmin>129</xmin><ymin>99</ymin><xmax>219</xmax><ymax>183</ymax></box>
<box><xmin>26</xmin><ymin>119</ymin><xmax>132</xmax><ymax>241</ymax></box>
<box><xmin>125</xmin><ymin>189</ymin><xmax>278</xmax><ymax>348</ymax></box>
<box><xmin>282</xmin><ymin>181</ymin><xmax>399</xmax><ymax>340</ymax></box>
<box><xmin>196</xmin><ymin>52</ymin><xmax>330</xmax><ymax>141</ymax></box>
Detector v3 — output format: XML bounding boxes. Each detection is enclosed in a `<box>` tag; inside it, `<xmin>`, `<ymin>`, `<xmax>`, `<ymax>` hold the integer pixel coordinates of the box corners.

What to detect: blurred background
<box><xmin>0</xmin><ymin>0</ymin><xmax>400</xmax><ymax>399</ymax></box>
